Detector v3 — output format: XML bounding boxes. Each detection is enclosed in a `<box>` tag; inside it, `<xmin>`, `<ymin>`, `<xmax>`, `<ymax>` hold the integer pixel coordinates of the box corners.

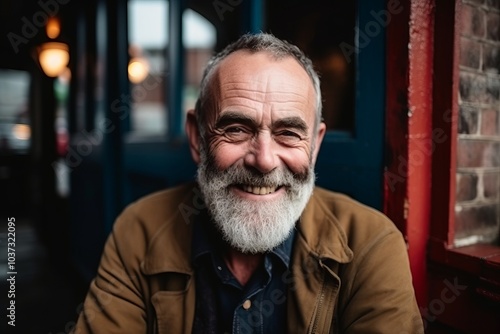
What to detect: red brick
<box><xmin>455</xmin><ymin>203</ymin><xmax>499</xmax><ymax>243</ymax></box>
<box><xmin>457</xmin><ymin>139</ymin><xmax>484</xmax><ymax>167</ymax></box>
<box><xmin>457</xmin><ymin>139</ymin><xmax>500</xmax><ymax>167</ymax></box>
<box><xmin>456</xmin><ymin>172</ymin><xmax>479</xmax><ymax>201</ymax></box>
<box><xmin>483</xmin><ymin>43</ymin><xmax>500</xmax><ymax>73</ymax></box>
<box><xmin>460</xmin><ymin>37</ymin><xmax>482</xmax><ymax>69</ymax></box>
<box><xmin>459</xmin><ymin>72</ymin><xmax>487</xmax><ymax>103</ymax></box>
<box><xmin>483</xmin><ymin>141</ymin><xmax>500</xmax><ymax>167</ymax></box>
<box><xmin>487</xmin><ymin>12</ymin><xmax>500</xmax><ymax>41</ymax></box>
<box><xmin>486</xmin><ymin>0</ymin><xmax>500</xmax><ymax>11</ymax></box>
<box><xmin>487</xmin><ymin>0</ymin><xmax>500</xmax><ymax>9</ymax></box>
<box><xmin>472</xmin><ymin>5</ymin><xmax>486</xmax><ymax>37</ymax></box>
<box><xmin>483</xmin><ymin>172</ymin><xmax>499</xmax><ymax>198</ymax></box>
<box><xmin>486</xmin><ymin>76</ymin><xmax>500</xmax><ymax>102</ymax></box>
<box><xmin>480</xmin><ymin>108</ymin><xmax>499</xmax><ymax>135</ymax></box>
<box><xmin>459</xmin><ymin>104</ymin><xmax>479</xmax><ymax>134</ymax></box>
<box><xmin>462</xmin><ymin>5</ymin><xmax>486</xmax><ymax>37</ymax></box>
<box><xmin>462</xmin><ymin>4</ymin><xmax>473</xmax><ymax>36</ymax></box>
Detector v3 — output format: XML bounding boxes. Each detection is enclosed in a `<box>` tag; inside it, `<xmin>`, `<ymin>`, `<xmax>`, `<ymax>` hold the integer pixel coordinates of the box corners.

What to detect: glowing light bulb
<box><xmin>38</xmin><ymin>42</ymin><xmax>69</xmax><ymax>77</ymax></box>
<box><xmin>128</xmin><ymin>57</ymin><xmax>149</xmax><ymax>84</ymax></box>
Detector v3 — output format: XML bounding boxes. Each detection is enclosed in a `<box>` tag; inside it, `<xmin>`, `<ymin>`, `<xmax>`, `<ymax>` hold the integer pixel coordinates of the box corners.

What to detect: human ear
<box><xmin>185</xmin><ymin>109</ymin><xmax>201</xmax><ymax>164</ymax></box>
<box><xmin>311</xmin><ymin>122</ymin><xmax>326</xmax><ymax>165</ymax></box>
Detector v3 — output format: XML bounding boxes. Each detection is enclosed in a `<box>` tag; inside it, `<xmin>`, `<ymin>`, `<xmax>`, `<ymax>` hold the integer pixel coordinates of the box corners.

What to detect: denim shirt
<box><xmin>191</xmin><ymin>214</ymin><xmax>295</xmax><ymax>334</ymax></box>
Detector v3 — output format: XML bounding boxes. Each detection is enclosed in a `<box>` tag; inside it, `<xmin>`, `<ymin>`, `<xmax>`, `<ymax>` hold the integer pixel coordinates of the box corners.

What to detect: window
<box><xmin>0</xmin><ymin>69</ymin><xmax>31</xmax><ymax>154</ymax></box>
<box><xmin>265</xmin><ymin>0</ymin><xmax>385</xmax><ymax>209</ymax></box>
<box><xmin>128</xmin><ymin>0</ymin><xmax>168</xmax><ymax>135</ymax></box>
<box><xmin>456</xmin><ymin>0</ymin><xmax>500</xmax><ymax>247</ymax></box>
<box><xmin>182</xmin><ymin>9</ymin><xmax>216</xmax><ymax>114</ymax></box>
<box><xmin>127</xmin><ymin>0</ymin><xmax>216</xmax><ymax>136</ymax></box>
<box><xmin>266</xmin><ymin>0</ymin><xmax>356</xmax><ymax>132</ymax></box>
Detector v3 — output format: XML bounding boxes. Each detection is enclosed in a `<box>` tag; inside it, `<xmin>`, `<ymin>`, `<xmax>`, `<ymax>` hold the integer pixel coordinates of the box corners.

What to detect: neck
<box><xmin>224</xmin><ymin>247</ymin><xmax>264</xmax><ymax>286</ymax></box>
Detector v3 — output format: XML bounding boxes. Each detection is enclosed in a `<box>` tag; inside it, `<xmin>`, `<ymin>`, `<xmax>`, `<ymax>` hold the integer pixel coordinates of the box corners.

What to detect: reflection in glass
<box><xmin>182</xmin><ymin>9</ymin><xmax>216</xmax><ymax>115</ymax></box>
<box><xmin>0</xmin><ymin>70</ymin><xmax>31</xmax><ymax>154</ymax></box>
<box><xmin>128</xmin><ymin>0</ymin><xmax>168</xmax><ymax>135</ymax></box>
<box><xmin>266</xmin><ymin>1</ymin><xmax>356</xmax><ymax>132</ymax></box>
<box><xmin>128</xmin><ymin>1</ymin><xmax>216</xmax><ymax>136</ymax></box>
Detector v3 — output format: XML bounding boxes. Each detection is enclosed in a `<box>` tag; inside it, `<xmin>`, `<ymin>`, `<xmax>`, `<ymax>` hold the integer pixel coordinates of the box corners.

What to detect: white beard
<box><xmin>196</xmin><ymin>148</ymin><xmax>315</xmax><ymax>254</ymax></box>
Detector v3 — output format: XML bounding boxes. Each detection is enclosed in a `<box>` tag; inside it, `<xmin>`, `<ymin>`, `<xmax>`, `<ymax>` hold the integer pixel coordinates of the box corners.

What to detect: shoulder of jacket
<box><xmin>311</xmin><ymin>186</ymin><xmax>401</xmax><ymax>240</ymax></box>
<box><xmin>112</xmin><ymin>182</ymin><xmax>198</xmax><ymax>240</ymax></box>
<box><xmin>313</xmin><ymin>186</ymin><xmax>393</xmax><ymax>221</ymax></box>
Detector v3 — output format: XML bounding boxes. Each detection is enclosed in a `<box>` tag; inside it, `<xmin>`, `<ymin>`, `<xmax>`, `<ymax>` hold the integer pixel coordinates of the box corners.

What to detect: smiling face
<box><xmin>187</xmin><ymin>50</ymin><xmax>326</xmax><ymax>253</ymax></box>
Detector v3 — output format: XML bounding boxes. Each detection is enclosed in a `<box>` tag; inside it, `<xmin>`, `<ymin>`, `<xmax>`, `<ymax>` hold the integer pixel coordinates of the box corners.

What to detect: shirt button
<box><xmin>242</xmin><ymin>299</ymin><xmax>252</xmax><ymax>310</ymax></box>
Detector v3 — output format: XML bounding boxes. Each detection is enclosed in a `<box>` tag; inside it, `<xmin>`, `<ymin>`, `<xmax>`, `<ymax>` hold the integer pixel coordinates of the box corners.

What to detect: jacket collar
<box><xmin>141</xmin><ymin>183</ymin><xmax>198</xmax><ymax>276</ymax></box>
<box><xmin>140</xmin><ymin>184</ymin><xmax>353</xmax><ymax>276</ymax></box>
<box><xmin>296</xmin><ymin>188</ymin><xmax>354</xmax><ymax>264</ymax></box>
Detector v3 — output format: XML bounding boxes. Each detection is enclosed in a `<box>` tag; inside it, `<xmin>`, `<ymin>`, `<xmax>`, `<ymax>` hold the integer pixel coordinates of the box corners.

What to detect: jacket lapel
<box><xmin>140</xmin><ymin>184</ymin><xmax>200</xmax><ymax>334</ymax></box>
<box><xmin>287</xmin><ymin>189</ymin><xmax>354</xmax><ymax>333</ymax></box>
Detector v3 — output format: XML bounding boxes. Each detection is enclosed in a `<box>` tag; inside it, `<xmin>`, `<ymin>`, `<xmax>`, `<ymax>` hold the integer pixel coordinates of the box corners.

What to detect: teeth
<box><xmin>243</xmin><ymin>185</ymin><xmax>277</xmax><ymax>195</ymax></box>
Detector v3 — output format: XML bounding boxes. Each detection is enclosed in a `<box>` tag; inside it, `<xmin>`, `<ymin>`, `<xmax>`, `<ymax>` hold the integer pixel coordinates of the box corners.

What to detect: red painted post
<box><xmin>406</xmin><ymin>0</ymin><xmax>435</xmax><ymax>307</ymax></box>
<box><xmin>385</xmin><ymin>0</ymin><xmax>438</xmax><ymax>307</ymax></box>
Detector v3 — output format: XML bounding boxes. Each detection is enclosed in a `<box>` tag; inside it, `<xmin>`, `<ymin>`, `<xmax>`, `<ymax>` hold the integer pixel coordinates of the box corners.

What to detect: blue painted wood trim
<box><xmin>315</xmin><ymin>0</ymin><xmax>386</xmax><ymax>209</ymax></box>
<box><xmin>242</xmin><ymin>0</ymin><xmax>263</xmax><ymax>33</ymax></box>
<box><xmin>168</xmin><ymin>0</ymin><xmax>186</xmax><ymax>139</ymax></box>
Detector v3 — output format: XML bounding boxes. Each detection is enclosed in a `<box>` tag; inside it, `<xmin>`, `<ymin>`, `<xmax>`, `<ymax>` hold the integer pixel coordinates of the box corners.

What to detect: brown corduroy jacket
<box><xmin>74</xmin><ymin>183</ymin><xmax>424</xmax><ymax>333</ymax></box>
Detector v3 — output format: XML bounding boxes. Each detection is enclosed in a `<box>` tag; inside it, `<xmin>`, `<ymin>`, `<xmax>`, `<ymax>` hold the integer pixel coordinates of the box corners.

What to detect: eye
<box><xmin>226</xmin><ymin>126</ymin><xmax>244</xmax><ymax>133</ymax></box>
<box><xmin>222</xmin><ymin>125</ymin><xmax>252</xmax><ymax>142</ymax></box>
<box><xmin>278</xmin><ymin>130</ymin><xmax>302</xmax><ymax>139</ymax></box>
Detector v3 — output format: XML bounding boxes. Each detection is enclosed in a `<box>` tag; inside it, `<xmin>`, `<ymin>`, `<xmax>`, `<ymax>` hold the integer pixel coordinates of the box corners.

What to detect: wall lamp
<box><xmin>38</xmin><ymin>17</ymin><xmax>69</xmax><ymax>78</ymax></box>
<box><xmin>128</xmin><ymin>45</ymin><xmax>149</xmax><ymax>84</ymax></box>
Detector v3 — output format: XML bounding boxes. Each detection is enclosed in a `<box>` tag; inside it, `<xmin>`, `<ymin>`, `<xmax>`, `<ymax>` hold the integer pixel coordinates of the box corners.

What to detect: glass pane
<box><xmin>128</xmin><ymin>2</ymin><xmax>217</xmax><ymax>136</ymax></box>
<box><xmin>455</xmin><ymin>1</ymin><xmax>500</xmax><ymax>247</ymax></box>
<box><xmin>128</xmin><ymin>0</ymin><xmax>168</xmax><ymax>135</ymax></box>
<box><xmin>182</xmin><ymin>9</ymin><xmax>216</xmax><ymax>114</ymax></box>
<box><xmin>265</xmin><ymin>1</ymin><xmax>356</xmax><ymax>132</ymax></box>
<box><xmin>54</xmin><ymin>69</ymin><xmax>71</xmax><ymax>197</ymax></box>
<box><xmin>0</xmin><ymin>70</ymin><xmax>31</xmax><ymax>154</ymax></box>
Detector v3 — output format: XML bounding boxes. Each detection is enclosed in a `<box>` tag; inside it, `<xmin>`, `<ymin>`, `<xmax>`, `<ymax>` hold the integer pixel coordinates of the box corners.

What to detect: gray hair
<box><xmin>194</xmin><ymin>33</ymin><xmax>322</xmax><ymax>138</ymax></box>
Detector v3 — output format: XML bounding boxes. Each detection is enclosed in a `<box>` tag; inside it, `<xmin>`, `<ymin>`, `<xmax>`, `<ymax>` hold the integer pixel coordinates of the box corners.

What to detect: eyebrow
<box><xmin>273</xmin><ymin>117</ymin><xmax>308</xmax><ymax>134</ymax></box>
<box><xmin>215</xmin><ymin>112</ymin><xmax>258</xmax><ymax>129</ymax></box>
<box><xmin>215</xmin><ymin>112</ymin><xmax>309</xmax><ymax>134</ymax></box>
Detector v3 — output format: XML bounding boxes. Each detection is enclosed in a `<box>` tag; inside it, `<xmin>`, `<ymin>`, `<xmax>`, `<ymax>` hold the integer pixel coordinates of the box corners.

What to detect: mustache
<box><xmin>203</xmin><ymin>153</ymin><xmax>311</xmax><ymax>187</ymax></box>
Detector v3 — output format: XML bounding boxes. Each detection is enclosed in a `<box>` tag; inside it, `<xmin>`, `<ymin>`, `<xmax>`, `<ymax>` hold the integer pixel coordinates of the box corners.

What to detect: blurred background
<box><xmin>0</xmin><ymin>0</ymin><xmax>499</xmax><ymax>333</ymax></box>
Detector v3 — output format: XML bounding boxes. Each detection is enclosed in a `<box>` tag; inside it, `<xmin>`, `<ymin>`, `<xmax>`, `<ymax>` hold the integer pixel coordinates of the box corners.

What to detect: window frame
<box><xmin>385</xmin><ymin>0</ymin><xmax>500</xmax><ymax>309</ymax></box>
<box><xmin>405</xmin><ymin>0</ymin><xmax>500</xmax><ymax>316</ymax></box>
<box><xmin>428</xmin><ymin>0</ymin><xmax>500</xmax><ymax>277</ymax></box>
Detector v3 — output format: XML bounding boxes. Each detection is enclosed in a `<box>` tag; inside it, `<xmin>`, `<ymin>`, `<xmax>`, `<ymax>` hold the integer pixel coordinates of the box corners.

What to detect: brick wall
<box><xmin>456</xmin><ymin>0</ymin><xmax>500</xmax><ymax>246</ymax></box>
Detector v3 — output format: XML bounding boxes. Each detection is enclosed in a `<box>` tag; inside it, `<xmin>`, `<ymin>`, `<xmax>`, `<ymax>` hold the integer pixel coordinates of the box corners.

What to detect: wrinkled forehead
<box><xmin>215</xmin><ymin>50</ymin><xmax>311</xmax><ymax>87</ymax></box>
<box><xmin>205</xmin><ymin>50</ymin><xmax>316</xmax><ymax>115</ymax></box>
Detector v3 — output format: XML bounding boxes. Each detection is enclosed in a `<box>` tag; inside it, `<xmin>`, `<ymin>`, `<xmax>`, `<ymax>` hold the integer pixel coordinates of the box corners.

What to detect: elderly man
<box><xmin>75</xmin><ymin>33</ymin><xmax>423</xmax><ymax>333</ymax></box>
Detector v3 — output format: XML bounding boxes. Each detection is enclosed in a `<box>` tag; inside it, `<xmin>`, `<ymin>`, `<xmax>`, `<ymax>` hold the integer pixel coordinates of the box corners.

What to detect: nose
<box><xmin>244</xmin><ymin>131</ymin><xmax>278</xmax><ymax>174</ymax></box>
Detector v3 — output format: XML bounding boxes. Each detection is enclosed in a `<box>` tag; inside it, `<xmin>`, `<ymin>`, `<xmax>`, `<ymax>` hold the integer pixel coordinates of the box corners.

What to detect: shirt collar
<box><xmin>191</xmin><ymin>210</ymin><xmax>220</xmax><ymax>263</ymax></box>
<box><xmin>191</xmin><ymin>212</ymin><xmax>295</xmax><ymax>269</ymax></box>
